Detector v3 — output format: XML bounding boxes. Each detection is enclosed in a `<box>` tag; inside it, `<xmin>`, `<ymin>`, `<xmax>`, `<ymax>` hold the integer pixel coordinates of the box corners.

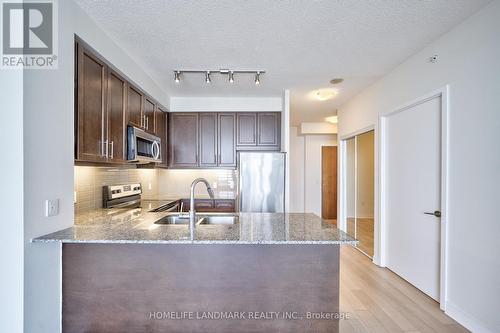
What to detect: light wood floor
<box><xmin>347</xmin><ymin>218</ymin><xmax>374</xmax><ymax>257</ymax></box>
<box><xmin>340</xmin><ymin>246</ymin><xmax>468</xmax><ymax>332</ymax></box>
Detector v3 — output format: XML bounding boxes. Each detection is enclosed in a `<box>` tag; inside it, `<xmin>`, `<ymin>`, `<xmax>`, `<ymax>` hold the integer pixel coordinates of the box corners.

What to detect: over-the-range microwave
<box><xmin>127</xmin><ymin>126</ymin><xmax>161</xmax><ymax>163</ymax></box>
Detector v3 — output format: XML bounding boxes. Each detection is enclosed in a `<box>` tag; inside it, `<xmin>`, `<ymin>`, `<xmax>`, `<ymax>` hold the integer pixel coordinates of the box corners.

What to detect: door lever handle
<box><xmin>424</xmin><ymin>211</ymin><xmax>441</xmax><ymax>217</ymax></box>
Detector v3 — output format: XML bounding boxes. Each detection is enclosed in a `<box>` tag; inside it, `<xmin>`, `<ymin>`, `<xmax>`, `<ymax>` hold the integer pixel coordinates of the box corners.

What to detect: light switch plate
<box><xmin>45</xmin><ymin>199</ymin><xmax>59</xmax><ymax>217</ymax></box>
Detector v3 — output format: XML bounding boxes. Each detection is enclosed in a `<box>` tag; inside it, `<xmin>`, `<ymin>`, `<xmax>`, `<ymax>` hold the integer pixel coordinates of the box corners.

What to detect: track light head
<box><xmin>174</xmin><ymin>71</ymin><xmax>181</xmax><ymax>83</ymax></box>
<box><xmin>205</xmin><ymin>71</ymin><xmax>211</xmax><ymax>84</ymax></box>
<box><xmin>229</xmin><ymin>71</ymin><xmax>234</xmax><ymax>83</ymax></box>
<box><xmin>255</xmin><ymin>71</ymin><xmax>261</xmax><ymax>85</ymax></box>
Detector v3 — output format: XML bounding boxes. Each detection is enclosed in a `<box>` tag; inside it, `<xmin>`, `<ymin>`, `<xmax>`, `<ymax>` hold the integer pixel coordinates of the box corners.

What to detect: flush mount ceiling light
<box><xmin>312</xmin><ymin>89</ymin><xmax>338</xmax><ymax>101</ymax></box>
<box><xmin>173</xmin><ymin>69</ymin><xmax>265</xmax><ymax>85</ymax></box>
<box><xmin>325</xmin><ymin>116</ymin><xmax>338</xmax><ymax>124</ymax></box>
<box><xmin>329</xmin><ymin>78</ymin><xmax>344</xmax><ymax>85</ymax></box>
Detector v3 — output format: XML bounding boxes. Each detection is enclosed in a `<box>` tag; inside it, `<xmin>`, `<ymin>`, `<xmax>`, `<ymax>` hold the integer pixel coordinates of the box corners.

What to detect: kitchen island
<box><xmin>34</xmin><ymin>201</ymin><xmax>356</xmax><ymax>333</ymax></box>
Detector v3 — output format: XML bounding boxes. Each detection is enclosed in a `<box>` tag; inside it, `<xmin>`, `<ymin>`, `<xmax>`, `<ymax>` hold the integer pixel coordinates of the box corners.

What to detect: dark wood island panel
<box><xmin>62</xmin><ymin>244</ymin><xmax>340</xmax><ymax>333</ymax></box>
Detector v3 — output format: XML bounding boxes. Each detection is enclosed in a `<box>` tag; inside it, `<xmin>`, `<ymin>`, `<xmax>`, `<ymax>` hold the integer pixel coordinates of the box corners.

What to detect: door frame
<box><xmin>339</xmin><ymin>127</ymin><xmax>375</xmax><ymax>259</ymax></box>
<box><xmin>379</xmin><ymin>86</ymin><xmax>449</xmax><ymax>310</ymax></box>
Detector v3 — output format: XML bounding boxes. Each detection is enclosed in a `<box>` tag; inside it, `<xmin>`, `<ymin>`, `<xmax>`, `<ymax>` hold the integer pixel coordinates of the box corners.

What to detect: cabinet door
<box><xmin>218</xmin><ymin>113</ymin><xmax>236</xmax><ymax>167</ymax></box>
<box><xmin>143</xmin><ymin>97</ymin><xmax>155</xmax><ymax>133</ymax></box>
<box><xmin>214</xmin><ymin>199</ymin><xmax>236</xmax><ymax>212</ymax></box>
<box><xmin>236</xmin><ymin>113</ymin><xmax>257</xmax><ymax>147</ymax></box>
<box><xmin>169</xmin><ymin>113</ymin><xmax>199</xmax><ymax>167</ymax></box>
<box><xmin>155</xmin><ymin>107</ymin><xmax>167</xmax><ymax>167</ymax></box>
<box><xmin>127</xmin><ymin>84</ymin><xmax>143</xmax><ymax>128</ymax></box>
<box><xmin>106</xmin><ymin>70</ymin><xmax>126</xmax><ymax>162</ymax></box>
<box><xmin>257</xmin><ymin>112</ymin><xmax>281</xmax><ymax>149</ymax></box>
<box><xmin>199</xmin><ymin>113</ymin><xmax>218</xmax><ymax>167</ymax></box>
<box><xmin>76</xmin><ymin>44</ymin><xmax>107</xmax><ymax>162</ymax></box>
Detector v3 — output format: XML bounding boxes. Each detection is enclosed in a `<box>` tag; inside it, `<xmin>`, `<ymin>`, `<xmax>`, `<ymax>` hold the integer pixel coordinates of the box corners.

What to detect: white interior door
<box><xmin>386</xmin><ymin>96</ymin><xmax>441</xmax><ymax>301</ymax></box>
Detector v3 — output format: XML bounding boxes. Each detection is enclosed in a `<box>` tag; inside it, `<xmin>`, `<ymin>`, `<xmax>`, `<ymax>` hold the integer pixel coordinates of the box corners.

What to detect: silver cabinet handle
<box><xmin>424</xmin><ymin>211</ymin><xmax>441</xmax><ymax>217</ymax></box>
<box><xmin>147</xmin><ymin>116</ymin><xmax>149</xmax><ymax>130</ymax></box>
<box><xmin>101</xmin><ymin>140</ymin><xmax>108</xmax><ymax>157</ymax></box>
<box><xmin>109</xmin><ymin>141</ymin><xmax>114</xmax><ymax>159</ymax></box>
<box><xmin>152</xmin><ymin>141</ymin><xmax>160</xmax><ymax>160</ymax></box>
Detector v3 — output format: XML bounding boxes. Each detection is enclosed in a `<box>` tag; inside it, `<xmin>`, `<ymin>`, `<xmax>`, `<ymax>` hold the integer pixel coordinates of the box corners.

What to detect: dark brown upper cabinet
<box><xmin>76</xmin><ymin>44</ymin><xmax>108</xmax><ymax>162</ymax></box>
<box><xmin>105</xmin><ymin>69</ymin><xmax>127</xmax><ymax>162</ymax></box>
<box><xmin>199</xmin><ymin>113</ymin><xmax>218</xmax><ymax>167</ymax></box>
<box><xmin>236</xmin><ymin>112</ymin><xmax>281</xmax><ymax>151</ymax></box>
<box><xmin>168</xmin><ymin>113</ymin><xmax>199</xmax><ymax>167</ymax></box>
<box><xmin>155</xmin><ymin>107</ymin><xmax>168</xmax><ymax>167</ymax></box>
<box><xmin>75</xmin><ymin>38</ymin><xmax>167</xmax><ymax>166</ymax></box>
<box><xmin>143</xmin><ymin>97</ymin><xmax>155</xmax><ymax>133</ymax></box>
<box><xmin>126</xmin><ymin>84</ymin><xmax>143</xmax><ymax>128</ymax></box>
<box><xmin>236</xmin><ymin>113</ymin><xmax>257</xmax><ymax>147</ymax></box>
<box><xmin>257</xmin><ymin>112</ymin><xmax>281</xmax><ymax>148</ymax></box>
<box><xmin>218</xmin><ymin>113</ymin><xmax>237</xmax><ymax>167</ymax></box>
<box><xmin>168</xmin><ymin>112</ymin><xmax>238</xmax><ymax>169</ymax></box>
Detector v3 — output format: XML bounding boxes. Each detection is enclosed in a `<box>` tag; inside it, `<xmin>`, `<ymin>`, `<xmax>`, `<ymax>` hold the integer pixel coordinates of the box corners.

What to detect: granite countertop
<box><xmin>33</xmin><ymin>200</ymin><xmax>357</xmax><ymax>245</ymax></box>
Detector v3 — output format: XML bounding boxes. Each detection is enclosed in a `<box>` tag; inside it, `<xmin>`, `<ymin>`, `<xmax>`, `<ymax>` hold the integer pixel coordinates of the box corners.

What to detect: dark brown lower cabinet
<box><xmin>179</xmin><ymin>199</ymin><xmax>236</xmax><ymax>213</ymax></box>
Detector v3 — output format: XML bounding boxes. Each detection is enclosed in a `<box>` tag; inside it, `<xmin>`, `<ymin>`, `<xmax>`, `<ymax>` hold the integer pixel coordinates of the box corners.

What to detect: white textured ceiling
<box><xmin>74</xmin><ymin>0</ymin><xmax>489</xmax><ymax>125</ymax></box>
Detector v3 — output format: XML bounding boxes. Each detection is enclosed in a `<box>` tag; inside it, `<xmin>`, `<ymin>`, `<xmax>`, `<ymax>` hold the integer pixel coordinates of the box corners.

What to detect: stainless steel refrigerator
<box><xmin>238</xmin><ymin>152</ymin><xmax>286</xmax><ymax>213</ymax></box>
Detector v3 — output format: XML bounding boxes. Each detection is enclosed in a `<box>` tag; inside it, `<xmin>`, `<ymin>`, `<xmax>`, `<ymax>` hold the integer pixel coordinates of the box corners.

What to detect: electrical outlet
<box><xmin>45</xmin><ymin>199</ymin><xmax>59</xmax><ymax>217</ymax></box>
<box><xmin>212</xmin><ymin>182</ymin><xmax>218</xmax><ymax>189</ymax></box>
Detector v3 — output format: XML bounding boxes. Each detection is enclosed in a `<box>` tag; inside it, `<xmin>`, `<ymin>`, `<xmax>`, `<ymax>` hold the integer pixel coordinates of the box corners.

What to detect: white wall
<box><xmin>338</xmin><ymin>1</ymin><xmax>500</xmax><ymax>331</ymax></box>
<box><xmin>22</xmin><ymin>1</ymin><xmax>168</xmax><ymax>331</ymax></box>
<box><xmin>0</xmin><ymin>70</ymin><xmax>24</xmax><ymax>332</ymax></box>
<box><xmin>289</xmin><ymin>126</ymin><xmax>337</xmax><ymax>216</ymax></box>
<box><xmin>281</xmin><ymin>90</ymin><xmax>291</xmax><ymax>212</ymax></box>
<box><xmin>304</xmin><ymin>135</ymin><xmax>337</xmax><ymax>216</ymax></box>
<box><xmin>289</xmin><ymin>127</ymin><xmax>305</xmax><ymax>212</ymax></box>
<box><xmin>170</xmin><ymin>96</ymin><xmax>282</xmax><ymax>112</ymax></box>
<box><xmin>300</xmin><ymin>122</ymin><xmax>337</xmax><ymax>135</ymax></box>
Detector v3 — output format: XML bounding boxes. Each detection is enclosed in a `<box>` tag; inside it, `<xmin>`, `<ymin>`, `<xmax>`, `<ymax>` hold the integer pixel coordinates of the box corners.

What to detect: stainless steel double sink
<box><xmin>154</xmin><ymin>214</ymin><xmax>237</xmax><ymax>226</ymax></box>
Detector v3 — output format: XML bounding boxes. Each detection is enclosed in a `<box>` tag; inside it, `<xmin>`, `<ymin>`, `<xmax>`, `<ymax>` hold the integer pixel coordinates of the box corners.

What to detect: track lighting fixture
<box><xmin>255</xmin><ymin>71</ymin><xmax>261</xmax><ymax>85</ymax></box>
<box><xmin>173</xmin><ymin>69</ymin><xmax>265</xmax><ymax>85</ymax></box>
<box><xmin>174</xmin><ymin>71</ymin><xmax>181</xmax><ymax>83</ymax></box>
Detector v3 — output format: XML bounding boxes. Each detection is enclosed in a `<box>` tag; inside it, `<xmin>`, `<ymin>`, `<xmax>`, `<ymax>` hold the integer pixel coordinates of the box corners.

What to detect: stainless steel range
<box><xmin>102</xmin><ymin>183</ymin><xmax>142</xmax><ymax>209</ymax></box>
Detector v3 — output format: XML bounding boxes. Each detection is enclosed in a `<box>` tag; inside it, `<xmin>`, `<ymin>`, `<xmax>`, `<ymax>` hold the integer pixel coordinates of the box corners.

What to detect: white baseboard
<box><xmin>445</xmin><ymin>301</ymin><xmax>494</xmax><ymax>333</ymax></box>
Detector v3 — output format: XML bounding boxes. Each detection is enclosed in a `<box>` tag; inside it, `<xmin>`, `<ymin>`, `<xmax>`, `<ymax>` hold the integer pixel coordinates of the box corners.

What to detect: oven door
<box><xmin>127</xmin><ymin>126</ymin><xmax>162</xmax><ymax>163</ymax></box>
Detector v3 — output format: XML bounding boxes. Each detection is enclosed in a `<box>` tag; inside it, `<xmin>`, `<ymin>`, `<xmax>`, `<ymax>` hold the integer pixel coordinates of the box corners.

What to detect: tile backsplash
<box><xmin>157</xmin><ymin>169</ymin><xmax>238</xmax><ymax>199</ymax></box>
<box><xmin>74</xmin><ymin>166</ymin><xmax>159</xmax><ymax>213</ymax></box>
<box><xmin>74</xmin><ymin>167</ymin><xmax>238</xmax><ymax>213</ymax></box>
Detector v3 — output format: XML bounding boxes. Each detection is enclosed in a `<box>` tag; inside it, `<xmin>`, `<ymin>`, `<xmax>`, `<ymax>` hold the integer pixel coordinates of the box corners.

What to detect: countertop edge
<box><xmin>32</xmin><ymin>238</ymin><xmax>358</xmax><ymax>245</ymax></box>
